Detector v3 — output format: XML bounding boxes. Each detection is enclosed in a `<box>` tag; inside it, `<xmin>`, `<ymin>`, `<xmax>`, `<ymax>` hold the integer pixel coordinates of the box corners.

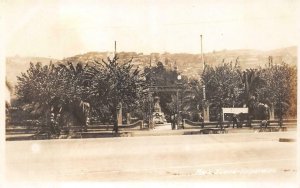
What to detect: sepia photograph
<box><xmin>2</xmin><ymin>0</ymin><xmax>298</xmax><ymax>187</ymax></box>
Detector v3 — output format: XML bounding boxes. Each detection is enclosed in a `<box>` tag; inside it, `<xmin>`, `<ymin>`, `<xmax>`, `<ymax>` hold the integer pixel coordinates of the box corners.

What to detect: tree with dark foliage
<box><xmin>90</xmin><ymin>55</ymin><xmax>145</xmax><ymax>133</ymax></box>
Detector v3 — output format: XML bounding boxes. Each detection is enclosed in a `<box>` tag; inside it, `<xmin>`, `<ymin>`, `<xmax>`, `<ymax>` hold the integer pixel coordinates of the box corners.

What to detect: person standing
<box><xmin>261</xmin><ymin>119</ymin><xmax>268</xmax><ymax>129</ymax></box>
<box><xmin>171</xmin><ymin>114</ymin><xmax>176</xmax><ymax>130</ymax></box>
<box><xmin>232</xmin><ymin>114</ymin><xmax>237</xmax><ymax>128</ymax></box>
<box><xmin>199</xmin><ymin>113</ymin><xmax>204</xmax><ymax>128</ymax></box>
<box><xmin>217</xmin><ymin>113</ymin><xmax>222</xmax><ymax>128</ymax></box>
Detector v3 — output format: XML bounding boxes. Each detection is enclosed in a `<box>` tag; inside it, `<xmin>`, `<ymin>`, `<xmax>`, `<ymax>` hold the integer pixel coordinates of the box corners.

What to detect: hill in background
<box><xmin>62</xmin><ymin>46</ymin><xmax>297</xmax><ymax>78</ymax></box>
<box><xmin>6</xmin><ymin>46</ymin><xmax>297</xmax><ymax>97</ymax></box>
<box><xmin>6</xmin><ymin>56</ymin><xmax>58</xmax><ymax>87</ymax></box>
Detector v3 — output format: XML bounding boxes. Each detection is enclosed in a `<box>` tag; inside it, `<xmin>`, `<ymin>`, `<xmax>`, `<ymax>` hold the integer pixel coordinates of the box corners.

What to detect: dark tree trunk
<box><xmin>113</xmin><ymin>106</ymin><xmax>118</xmax><ymax>133</ymax></box>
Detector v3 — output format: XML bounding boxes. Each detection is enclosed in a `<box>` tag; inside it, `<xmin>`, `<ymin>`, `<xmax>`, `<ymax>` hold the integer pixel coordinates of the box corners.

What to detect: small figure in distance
<box><xmin>261</xmin><ymin>119</ymin><xmax>268</xmax><ymax>129</ymax></box>
<box><xmin>232</xmin><ymin>114</ymin><xmax>238</xmax><ymax>128</ymax></box>
<box><xmin>199</xmin><ymin>113</ymin><xmax>204</xmax><ymax>128</ymax></box>
<box><xmin>217</xmin><ymin>113</ymin><xmax>222</xmax><ymax>129</ymax></box>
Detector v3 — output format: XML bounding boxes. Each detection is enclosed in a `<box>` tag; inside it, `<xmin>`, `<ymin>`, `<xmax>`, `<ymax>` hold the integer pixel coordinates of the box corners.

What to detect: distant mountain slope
<box><xmin>63</xmin><ymin>46</ymin><xmax>297</xmax><ymax>78</ymax></box>
<box><xmin>6</xmin><ymin>56</ymin><xmax>58</xmax><ymax>95</ymax></box>
<box><xmin>6</xmin><ymin>46</ymin><xmax>297</xmax><ymax>93</ymax></box>
<box><xmin>204</xmin><ymin>46</ymin><xmax>297</xmax><ymax>71</ymax></box>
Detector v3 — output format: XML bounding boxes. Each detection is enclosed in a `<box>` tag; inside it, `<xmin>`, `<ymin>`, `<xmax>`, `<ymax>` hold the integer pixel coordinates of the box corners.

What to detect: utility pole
<box><xmin>114</xmin><ymin>41</ymin><xmax>122</xmax><ymax>130</ymax></box>
<box><xmin>148</xmin><ymin>57</ymin><xmax>153</xmax><ymax>129</ymax></box>
<box><xmin>200</xmin><ymin>35</ymin><xmax>206</xmax><ymax>100</ymax></box>
<box><xmin>201</xmin><ymin>35</ymin><xmax>209</xmax><ymax>122</ymax></box>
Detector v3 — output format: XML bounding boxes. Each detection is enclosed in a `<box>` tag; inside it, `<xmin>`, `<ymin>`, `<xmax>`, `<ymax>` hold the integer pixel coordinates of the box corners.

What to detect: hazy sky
<box><xmin>2</xmin><ymin>0</ymin><xmax>299</xmax><ymax>59</ymax></box>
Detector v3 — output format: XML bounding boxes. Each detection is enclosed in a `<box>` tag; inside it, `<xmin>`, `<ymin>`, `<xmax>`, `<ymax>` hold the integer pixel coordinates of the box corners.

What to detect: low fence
<box><xmin>6</xmin><ymin>118</ymin><xmax>296</xmax><ymax>139</ymax></box>
<box><xmin>120</xmin><ymin>120</ymin><xmax>144</xmax><ymax>130</ymax></box>
<box><xmin>182</xmin><ymin>119</ymin><xmax>230</xmax><ymax>129</ymax></box>
<box><xmin>182</xmin><ymin>119</ymin><xmax>297</xmax><ymax>129</ymax></box>
<box><xmin>88</xmin><ymin>120</ymin><xmax>144</xmax><ymax>129</ymax></box>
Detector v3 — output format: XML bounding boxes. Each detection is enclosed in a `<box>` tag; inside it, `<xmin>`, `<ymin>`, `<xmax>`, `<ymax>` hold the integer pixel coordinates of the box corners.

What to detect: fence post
<box><xmin>140</xmin><ymin>120</ymin><xmax>143</xmax><ymax>130</ymax></box>
<box><xmin>269</xmin><ymin>103</ymin><xmax>275</xmax><ymax>120</ymax></box>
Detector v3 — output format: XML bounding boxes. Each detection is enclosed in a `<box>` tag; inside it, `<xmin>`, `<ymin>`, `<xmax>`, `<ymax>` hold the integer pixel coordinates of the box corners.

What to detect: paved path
<box><xmin>5</xmin><ymin>132</ymin><xmax>297</xmax><ymax>185</ymax></box>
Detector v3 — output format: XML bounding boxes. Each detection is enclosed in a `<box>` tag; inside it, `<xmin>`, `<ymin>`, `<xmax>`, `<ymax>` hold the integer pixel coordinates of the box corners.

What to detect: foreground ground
<box><xmin>4</xmin><ymin>131</ymin><xmax>298</xmax><ymax>186</ymax></box>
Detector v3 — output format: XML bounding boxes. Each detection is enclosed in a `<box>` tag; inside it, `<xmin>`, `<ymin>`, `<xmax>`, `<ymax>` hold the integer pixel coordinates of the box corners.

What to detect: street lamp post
<box><xmin>200</xmin><ymin>35</ymin><xmax>210</xmax><ymax>122</ymax></box>
<box><xmin>176</xmin><ymin>74</ymin><xmax>182</xmax><ymax>129</ymax></box>
<box><xmin>148</xmin><ymin>56</ymin><xmax>153</xmax><ymax>129</ymax></box>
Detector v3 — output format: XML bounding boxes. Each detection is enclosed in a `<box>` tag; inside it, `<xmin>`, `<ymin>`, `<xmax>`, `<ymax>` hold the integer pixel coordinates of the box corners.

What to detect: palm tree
<box><xmin>181</xmin><ymin>79</ymin><xmax>203</xmax><ymax>116</ymax></box>
<box><xmin>237</xmin><ymin>69</ymin><xmax>265</xmax><ymax>109</ymax></box>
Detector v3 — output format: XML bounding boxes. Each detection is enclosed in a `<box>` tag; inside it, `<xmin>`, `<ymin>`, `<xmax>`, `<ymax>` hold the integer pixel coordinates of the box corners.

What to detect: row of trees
<box><xmin>16</xmin><ymin>55</ymin><xmax>145</xmax><ymax>132</ymax></box>
<box><xmin>182</xmin><ymin>61</ymin><xmax>296</xmax><ymax>120</ymax></box>
<box><xmin>14</xmin><ymin>55</ymin><xmax>297</xmax><ymax>131</ymax></box>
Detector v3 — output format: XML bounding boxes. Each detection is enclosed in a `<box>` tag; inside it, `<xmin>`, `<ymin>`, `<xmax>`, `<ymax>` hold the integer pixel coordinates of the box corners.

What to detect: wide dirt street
<box><xmin>4</xmin><ymin>131</ymin><xmax>298</xmax><ymax>185</ymax></box>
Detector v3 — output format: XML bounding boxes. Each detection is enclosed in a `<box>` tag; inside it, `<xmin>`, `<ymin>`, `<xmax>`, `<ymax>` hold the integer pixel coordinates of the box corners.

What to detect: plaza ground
<box><xmin>4</xmin><ymin>131</ymin><xmax>298</xmax><ymax>186</ymax></box>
